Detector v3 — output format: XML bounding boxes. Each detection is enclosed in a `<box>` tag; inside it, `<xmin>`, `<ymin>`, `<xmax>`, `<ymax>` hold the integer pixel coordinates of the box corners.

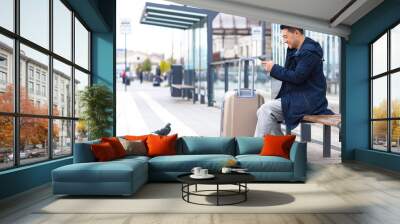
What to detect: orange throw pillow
<box><xmin>146</xmin><ymin>134</ymin><xmax>178</xmax><ymax>157</ymax></box>
<box><xmin>124</xmin><ymin>135</ymin><xmax>150</xmax><ymax>142</ymax></box>
<box><xmin>101</xmin><ymin>137</ymin><xmax>127</xmax><ymax>158</ymax></box>
<box><xmin>259</xmin><ymin>135</ymin><xmax>296</xmax><ymax>159</ymax></box>
<box><xmin>91</xmin><ymin>142</ymin><xmax>117</xmax><ymax>162</ymax></box>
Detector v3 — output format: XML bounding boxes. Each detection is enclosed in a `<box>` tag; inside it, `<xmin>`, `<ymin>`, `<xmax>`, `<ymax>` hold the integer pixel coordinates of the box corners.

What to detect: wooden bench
<box><xmin>296</xmin><ymin>114</ymin><xmax>341</xmax><ymax>158</ymax></box>
<box><xmin>171</xmin><ymin>84</ymin><xmax>196</xmax><ymax>103</ymax></box>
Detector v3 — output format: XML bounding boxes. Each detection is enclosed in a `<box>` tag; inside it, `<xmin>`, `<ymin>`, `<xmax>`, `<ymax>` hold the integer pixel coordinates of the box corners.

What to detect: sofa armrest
<box><xmin>73</xmin><ymin>140</ymin><xmax>100</xmax><ymax>163</ymax></box>
<box><xmin>289</xmin><ymin>142</ymin><xmax>307</xmax><ymax>181</ymax></box>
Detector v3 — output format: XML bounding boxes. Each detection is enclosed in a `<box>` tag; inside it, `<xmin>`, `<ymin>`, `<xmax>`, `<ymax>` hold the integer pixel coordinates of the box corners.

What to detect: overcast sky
<box><xmin>116</xmin><ymin>0</ymin><xmax>185</xmax><ymax>59</ymax></box>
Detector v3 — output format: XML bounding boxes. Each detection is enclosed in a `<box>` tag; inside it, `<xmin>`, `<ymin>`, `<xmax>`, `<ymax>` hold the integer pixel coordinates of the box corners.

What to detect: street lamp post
<box><xmin>120</xmin><ymin>19</ymin><xmax>131</xmax><ymax>92</ymax></box>
<box><xmin>125</xmin><ymin>32</ymin><xmax>127</xmax><ymax>74</ymax></box>
<box><xmin>120</xmin><ymin>18</ymin><xmax>131</xmax><ymax>82</ymax></box>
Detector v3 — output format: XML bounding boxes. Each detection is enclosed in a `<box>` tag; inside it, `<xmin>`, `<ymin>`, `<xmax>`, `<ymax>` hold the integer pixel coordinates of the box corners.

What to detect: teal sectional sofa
<box><xmin>52</xmin><ymin>136</ymin><xmax>307</xmax><ymax>196</ymax></box>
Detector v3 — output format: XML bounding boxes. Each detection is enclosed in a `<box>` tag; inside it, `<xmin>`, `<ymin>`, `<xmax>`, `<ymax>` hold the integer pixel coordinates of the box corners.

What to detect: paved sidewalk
<box><xmin>116</xmin><ymin>80</ymin><xmax>340</xmax><ymax>164</ymax></box>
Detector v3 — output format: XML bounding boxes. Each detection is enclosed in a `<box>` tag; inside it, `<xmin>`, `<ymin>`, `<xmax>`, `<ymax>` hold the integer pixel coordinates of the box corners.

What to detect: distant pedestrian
<box><xmin>121</xmin><ymin>71</ymin><xmax>127</xmax><ymax>84</ymax></box>
<box><xmin>139</xmin><ymin>71</ymin><xmax>143</xmax><ymax>84</ymax></box>
<box><xmin>121</xmin><ymin>70</ymin><xmax>130</xmax><ymax>91</ymax></box>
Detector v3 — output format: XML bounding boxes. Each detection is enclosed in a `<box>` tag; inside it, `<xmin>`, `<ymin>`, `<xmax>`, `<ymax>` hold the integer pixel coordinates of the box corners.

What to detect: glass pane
<box><xmin>0</xmin><ymin>0</ymin><xmax>14</xmax><ymax>31</ymax></box>
<box><xmin>74</xmin><ymin>18</ymin><xmax>89</xmax><ymax>70</ymax></box>
<box><xmin>74</xmin><ymin>69</ymin><xmax>89</xmax><ymax>118</ymax></box>
<box><xmin>391</xmin><ymin>72</ymin><xmax>400</xmax><ymax>118</ymax></box>
<box><xmin>53</xmin><ymin>119</ymin><xmax>72</xmax><ymax>158</ymax></box>
<box><xmin>53</xmin><ymin>59</ymin><xmax>72</xmax><ymax>117</ymax></box>
<box><xmin>20</xmin><ymin>0</ymin><xmax>49</xmax><ymax>49</ymax></box>
<box><xmin>391</xmin><ymin>120</ymin><xmax>400</xmax><ymax>153</ymax></box>
<box><xmin>0</xmin><ymin>34</ymin><xmax>14</xmax><ymax>112</ymax></box>
<box><xmin>391</xmin><ymin>24</ymin><xmax>400</xmax><ymax>70</ymax></box>
<box><xmin>372</xmin><ymin>121</ymin><xmax>388</xmax><ymax>151</ymax></box>
<box><xmin>75</xmin><ymin>120</ymin><xmax>88</xmax><ymax>143</ymax></box>
<box><xmin>372</xmin><ymin>77</ymin><xmax>387</xmax><ymax>119</ymax></box>
<box><xmin>372</xmin><ymin>33</ymin><xmax>387</xmax><ymax>76</ymax></box>
<box><xmin>0</xmin><ymin>116</ymin><xmax>13</xmax><ymax>170</ymax></box>
<box><xmin>20</xmin><ymin>117</ymin><xmax>49</xmax><ymax>165</ymax></box>
<box><xmin>53</xmin><ymin>0</ymin><xmax>72</xmax><ymax>60</ymax></box>
<box><xmin>20</xmin><ymin>44</ymin><xmax>49</xmax><ymax>115</ymax></box>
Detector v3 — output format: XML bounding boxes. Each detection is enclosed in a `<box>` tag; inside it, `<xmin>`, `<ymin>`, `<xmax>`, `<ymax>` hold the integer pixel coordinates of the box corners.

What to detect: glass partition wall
<box><xmin>182</xmin><ymin>18</ymin><xmax>208</xmax><ymax>103</ymax></box>
<box><xmin>0</xmin><ymin>0</ymin><xmax>91</xmax><ymax>170</ymax></box>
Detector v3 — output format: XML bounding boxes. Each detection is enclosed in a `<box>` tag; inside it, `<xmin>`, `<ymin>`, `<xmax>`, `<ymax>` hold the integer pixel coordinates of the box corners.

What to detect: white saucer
<box><xmin>190</xmin><ymin>174</ymin><xmax>215</xmax><ymax>179</ymax></box>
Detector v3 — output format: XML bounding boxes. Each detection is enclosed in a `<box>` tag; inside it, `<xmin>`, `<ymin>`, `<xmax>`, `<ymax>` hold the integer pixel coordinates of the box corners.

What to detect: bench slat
<box><xmin>171</xmin><ymin>84</ymin><xmax>195</xmax><ymax>89</ymax></box>
<box><xmin>302</xmin><ymin>114</ymin><xmax>341</xmax><ymax>127</ymax></box>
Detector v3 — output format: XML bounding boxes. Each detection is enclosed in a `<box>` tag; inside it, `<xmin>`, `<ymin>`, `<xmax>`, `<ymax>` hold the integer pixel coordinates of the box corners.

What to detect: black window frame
<box><xmin>0</xmin><ymin>0</ymin><xmax>92</xmax><ymax>171</ymax></box>
<box><xmin>370</xmin><ymin>20</ymin><xmax>400</xmax><ymax>154</ymax></box>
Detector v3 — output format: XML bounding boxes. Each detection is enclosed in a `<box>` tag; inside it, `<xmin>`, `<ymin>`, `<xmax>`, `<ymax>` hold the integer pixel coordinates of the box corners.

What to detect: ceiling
<box><xmin>168</xmin><ymin>0</ymin><xmax>384</xmax><ymax>38</ymax></box>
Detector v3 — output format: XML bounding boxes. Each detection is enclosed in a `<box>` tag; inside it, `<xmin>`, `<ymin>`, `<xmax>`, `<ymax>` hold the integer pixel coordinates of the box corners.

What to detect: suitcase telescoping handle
<box><xmin>237</xmin><ymin>57</ymin><xmax>256</xmax><ymax>97</ymax></box>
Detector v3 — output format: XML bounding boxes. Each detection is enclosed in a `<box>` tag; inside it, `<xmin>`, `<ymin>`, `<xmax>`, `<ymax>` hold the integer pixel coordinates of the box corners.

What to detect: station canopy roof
<box><xmin>140</xmin><ymin>2</ymin><xmax>211</xmax><ymax>30</ymax></box>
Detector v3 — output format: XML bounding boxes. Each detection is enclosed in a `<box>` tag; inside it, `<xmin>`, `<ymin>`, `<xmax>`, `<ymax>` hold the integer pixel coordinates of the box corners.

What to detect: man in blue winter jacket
<box><xmin>254</xmin><ymin>25</ymin><xmax>333</xmax><ymax>137</ymax></box>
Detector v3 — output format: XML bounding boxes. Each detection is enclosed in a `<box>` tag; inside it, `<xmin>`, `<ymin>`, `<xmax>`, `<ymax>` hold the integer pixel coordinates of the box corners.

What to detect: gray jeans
<box><xmin>254</xmin><ymin>99</ymin><xmax>284</xmax><ymax>137</ymax></box>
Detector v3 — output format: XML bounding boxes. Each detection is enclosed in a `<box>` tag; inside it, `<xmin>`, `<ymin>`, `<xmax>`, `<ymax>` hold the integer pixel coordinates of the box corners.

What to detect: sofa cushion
<box><xmin>235</xmin><ymin>137</ymin><xmax>263</xmax><ymax>155</ymax></box>
<box><xmin>124</xmin><ymin>135</ymin><xmax>151</xmax><ymax>149</ymax></box>
<box><xmin>115</xmin><ymin>155</ymin><xmax>150</xmax><ymax>164</ymax></box>
<box><xmin>53</xmin><ymin>158</ymin><xmax>147</xmax><ymax>183</ymax></box>
<box><xmin>101</xmin><ymin>137</ymin><xmax>127</xmax><ymax>158</ymax></box>
<box><xmin>260</xmin><ymin>135</ymin><xmax>296</xmax><ymax>159</ymax></box>
<box><xmin>124</xmin><ymin>134</ymin><xmax>150</xmax><ymax>142</ymax></box>
<box><xmin>119</xmin><ymin>138</ymin><xmax>148</xmax><ymax>156</ymax></box>
<box><xmin>178</xmin><ymin>136</ymin><xmax>235</xmax><ymax>155</ymax></box>
<box><xmin>148</xmin><ymin>154</ymin><xmax>235</xmax><ymax>172</ymax></box>
<box><xmin>91</xmin><ymin>142</ymin><xmax>118</xmax><ymax>161</ymax></box>
<box><xmin>236</xmin><ymin>155</ymin><xmax>293</xmax><ymax>172</ymax></box>
<box><xmin>147</xmin><ymin>134</ymin><xmax>178</xmax><ymax>157</ymax></box>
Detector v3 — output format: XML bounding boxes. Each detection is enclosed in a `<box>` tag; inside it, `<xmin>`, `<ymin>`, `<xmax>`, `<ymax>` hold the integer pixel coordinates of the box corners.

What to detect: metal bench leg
<box><xmin>323</xmin><ymin>125</ymin><xmax>331</xmax><ymax>158</ymax></box>
<box><xmin>301</xmin><ymin>123</ymin><xmax>311</xmax><ymax>142</ymax></box>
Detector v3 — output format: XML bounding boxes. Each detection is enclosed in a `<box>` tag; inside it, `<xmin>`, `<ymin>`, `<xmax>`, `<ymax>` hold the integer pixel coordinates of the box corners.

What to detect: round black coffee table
<box><xmin>177</xmin><ymin>173</ymin><xmax>255</xmax><ymax>206</ymax></box>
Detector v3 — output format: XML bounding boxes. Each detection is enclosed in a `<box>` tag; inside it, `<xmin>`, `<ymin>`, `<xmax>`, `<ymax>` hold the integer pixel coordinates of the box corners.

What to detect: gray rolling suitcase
<box><xmin>220</xmin><ymin>58</ymin><xmax>265</xmax><ymax>137</ymax></box>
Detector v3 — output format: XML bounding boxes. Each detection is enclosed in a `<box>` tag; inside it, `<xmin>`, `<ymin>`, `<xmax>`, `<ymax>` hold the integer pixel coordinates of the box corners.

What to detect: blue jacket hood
<box><xmin>299</xmin><ymin>37</ymin><xmax>323</xmax><ymax>58</ymax></box>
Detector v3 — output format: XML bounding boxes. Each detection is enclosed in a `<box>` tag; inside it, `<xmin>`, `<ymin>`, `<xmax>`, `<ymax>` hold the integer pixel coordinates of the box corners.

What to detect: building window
<box><xmin>41</xmin><ymin>73</ymin><xmax>46</xmax><ymax>83</ymax></box>
<box><xmin>0</xmin><ymin>54</ymin><xmax>7</xmax><ymax>88</ymax></box>
<box><xmin>370</xmin><ymin>23</ymin><xmax>400</xmax><ymax>154</ymax></box>
<box><xmin>35</xmin><ymin>70</ymin><xmax>41</xmax><ymax>81</ymax></box>
<box><xmin>28</xmin><ymin>81</ymin><xmax>34</xmax><ymax>94</ymax></box>
<box><xmin>0</xmin><ymin>0</ymin><xmax>91</xmax><ymax>170</ymax></box>
<box><xmin>0</xmin><ymin>54</ymin><xmax>7</xmax><ymax>67</ymax></box>
<box><xmin>28</xmin><ymin>67</ymin><xmax>34</xmax><ymax>80</ymax></box>
<box><xmin>53</xmin><ymin>59</ymin><xmax>72</xmax><ymax>117</ymax></box>
<box><xmin>36</xmin><ymin>83</ymin><xmax>40</xmax><ymax>95</ymax></box>
<box><xmin>0</xmin><ymin>71</ymin><xmax>6</xmax><ymax>85</ymax></box>
<box><xmin>42</xmin><ymin>85</ymin><xmax>46</xmax><ymax>97</ymax></box>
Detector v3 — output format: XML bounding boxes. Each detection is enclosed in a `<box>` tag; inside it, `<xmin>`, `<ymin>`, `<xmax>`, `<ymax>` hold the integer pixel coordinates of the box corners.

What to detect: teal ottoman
<box><xmin>52</xmin><ymin>156</ymin><xmax>148</xmax><ymax>196</ymax></box>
